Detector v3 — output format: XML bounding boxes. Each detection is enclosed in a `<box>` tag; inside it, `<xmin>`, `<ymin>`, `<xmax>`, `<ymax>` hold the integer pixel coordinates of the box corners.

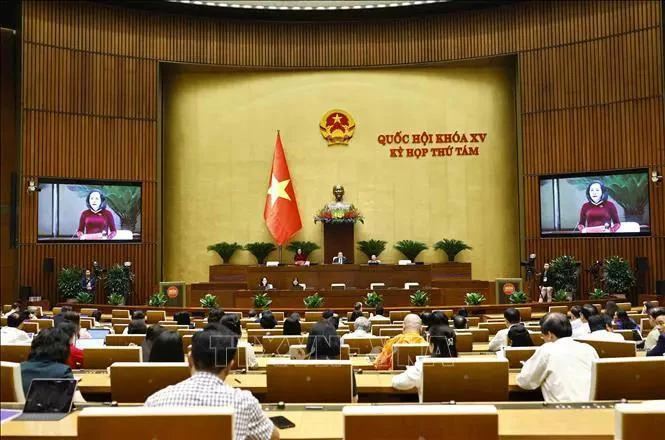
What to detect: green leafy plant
<box><xmin>244</xmin><ymin>242</ymin><xmax>277</xmax><ymax>265</ymax></box>
<box><xmin>552</xmin><ymin>289</ymin><xmax>569</xmax><ymax>302</ymax></box>
<box><xmin>66</xmin><ymin>184</ymin><xmax>141</xmax><ymax>232</ymax></box>
<box><xmin>199</xmin><ymin>293</ymin><xmax>219</xmax><ymax>309</ymax></box>
<box><xmin>603</xmin><ymin>256</ymin><xmax>636</xmax><ymax>295</ymax></box>
<box><xmin>464</xmin><ymin>292</ymin><xmax>486</xmax><ymax>305</ymax></box>
<box><xmin>409</xmin><ymin>290</ymin><xmax>430</xmax><ymax>306</ymax></box>
<box><xmin>75</xmin><ymin>291</ymin><xmax>94</xmax><ymax>304</ymax></box>
<box><xmin>148</xmin><ymin>291</ymin><xmax>168</xmax><ymax>307</ymax></box>
<box><xmin>57</xmin><ymin>266</ymin><xmax>84</xmax><ymax>300</ymax></box>
<box><xmin>434</xmin><ymin>239</ymin><xmax>473</xmax><ymax>262</ymax></box>
<box><xmin>589</xmin><ymin>288</ymin><xmax>606</xmax><ymax>300</ymax></box>
<box><xmin>548</xmin><ymin>255</ymin><xmax>580</xmax><ymax>296</ymax></box>
<box><xmin>207</xmin><ymin>242</ymin><xmax>243</xmax><ymax>264</ymax></box>
<box><xmin>357</xmin><ymin>239</ymin><xmax>388</xmax><ymax>259</ymax></box>
<box><xmin>393</xmin><ymin>240</ymin><xmax>428</xmax><ymax>262</ymax></box>
<box><xmin>107</xmin><ymin>292</ymin><xmax>125</xmax><ymax>305</ymax></box>
<box><xmin>286</xmin><ymin>241</ymin><xmax>320</xmax><ymax>258</ymax></box>
<box><xmin>507</xmin><ymin>290</ymin><xmax>528</xmax><ymax>304</ymax></box>
<box><xmin>253</xmin><ymin>292</ymin><xmax>273</xmax><ymax>310</ymax></box>
<box><xmin>303</xmin><ymin>292</ymin><xmax>325</xmax><ymax>309</ymax></box>
<box><xmin>105</xmin><ymin>264</ymin><xmax>134</xmax><ymax>296</ymax></box>
<box><xmin>363</xmin><ymin>291</ymin><xmax>384</xmax><ymax>308</ymax></box>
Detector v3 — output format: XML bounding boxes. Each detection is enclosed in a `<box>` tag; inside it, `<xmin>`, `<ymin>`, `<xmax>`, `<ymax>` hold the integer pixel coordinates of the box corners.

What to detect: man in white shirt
<box><xmin>341</xmin><ymin>317</ymin><xmax>372</xmax><ymax>344</ymax></box>
<box><xmin>0</xmin><ymin>312</ymin><xmax>32</xmax><ymax>344</ymax></box>
<box><xmin>517</xmin><ymin>313</ymin><xmax>599</xmax><ymax>402</ymax></box>
<box><xmin>644</xmin><ymin>307</ymin><xmax>665</xmax><ymax>351</ymax></box>
<box><xmin>332</xmin><ymin>251</ymin><xmax>348</xmax><ymax>264</ymax></box>
<box><xmin>571</xmin><ymin>304</ymin><xmax>597</xmax><ymax>338</ymax></box>
<box><xmin>576</xmin><ymin>314</ymin><xmax>624</xmax><ymax>342</ymax></box>
<box><xmin>488</xmin><ymin>307</ymin><xmax>522</xmax><ymax>352</ymax></box>
<box><xmin>368</xmin><ymin>305</ymin><xmax>390</xmax><ymax>323</ymax></box>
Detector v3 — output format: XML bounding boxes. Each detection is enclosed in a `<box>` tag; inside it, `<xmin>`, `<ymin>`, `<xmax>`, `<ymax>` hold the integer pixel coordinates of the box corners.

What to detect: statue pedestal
<box><xmin>323</xmin><ymin>223</ymin><xmax>355</xmax><ymax>264</ymax></box>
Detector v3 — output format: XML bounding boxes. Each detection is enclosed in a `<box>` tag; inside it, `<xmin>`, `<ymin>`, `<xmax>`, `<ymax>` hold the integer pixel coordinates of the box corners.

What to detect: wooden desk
<box><xmin>0</xmin><ymin>406</ymin><xmax>616</xmax><ymax>440</ymax></box>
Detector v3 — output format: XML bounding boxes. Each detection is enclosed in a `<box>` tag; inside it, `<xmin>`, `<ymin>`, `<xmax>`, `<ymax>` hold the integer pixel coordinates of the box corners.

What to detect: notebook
<box><xmin>14</xmin><ymin>379</ymin><xmax>77</xmax><ymax>421</ymax></box>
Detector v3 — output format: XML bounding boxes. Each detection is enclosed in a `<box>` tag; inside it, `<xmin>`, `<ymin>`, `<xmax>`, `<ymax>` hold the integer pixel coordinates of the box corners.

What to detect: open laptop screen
<box><xmin>23</xmin><ymin>379</ymin><xmax>77</xmax><ymax>413</ymax></box>
<box><xmin>87</xmin><ymin>328</ymin><xmax>111</xmax><ymax>339</ymax></box>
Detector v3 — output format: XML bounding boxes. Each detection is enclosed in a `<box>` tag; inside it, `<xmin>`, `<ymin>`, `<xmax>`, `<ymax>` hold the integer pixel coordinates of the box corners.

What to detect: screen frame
<box><xmin>538</xmin><ymin>168</ymin><xmax>651</xmax><ymax>238</ymax></box>
<box><xmin>36</xmin><ymin>177</ymin><xmax>142</xmax><ymax>244</ymax></box>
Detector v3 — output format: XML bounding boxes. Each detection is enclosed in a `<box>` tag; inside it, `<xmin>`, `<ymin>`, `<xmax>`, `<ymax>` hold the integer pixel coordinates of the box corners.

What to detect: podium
<box><xmin>323</xmin><ymin>223</ymin><xmax>355</xmax><ymax>264</ymax></box>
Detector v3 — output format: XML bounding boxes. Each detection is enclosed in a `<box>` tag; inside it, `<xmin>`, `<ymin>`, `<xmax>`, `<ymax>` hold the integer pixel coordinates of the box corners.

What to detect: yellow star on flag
<box><xmin>267</xmin><ymin>175</ymin><xmax>291</xmax><ymax>207</ymax></box>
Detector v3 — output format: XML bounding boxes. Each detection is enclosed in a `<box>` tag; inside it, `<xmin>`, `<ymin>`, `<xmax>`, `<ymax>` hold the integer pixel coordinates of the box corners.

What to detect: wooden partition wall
<box><xmin>15</xmin><ymin>1</ymin><xmax>664</xmax><ymax>305</ymax></box>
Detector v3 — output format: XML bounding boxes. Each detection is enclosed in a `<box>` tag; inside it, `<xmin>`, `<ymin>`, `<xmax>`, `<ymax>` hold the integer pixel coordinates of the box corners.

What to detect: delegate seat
<box><xmin>105</xmin><ymin>334</ymin><xmax>146</xmax><ymax>346</ymax></box>
<box><xmin>614</xmin><ymin>402</ymin><xmax>665</xmax><ymax>440</ymax></box>
<box><xmin>576</xmin><ymin>339</ymin><xmax>637</xmax><ymax>358</ymax></box>
<box><xmin>457</xmin><ymin>327</ymin><xmax>490</xmax><ymax>342</ymax></box>
<box><xmin>266</xmin><ymin>359</ymin><xmax>354</xmax><ymax>403</ymax></box>
<box><xmin>503</xmin><ymin>346</ymin><xmax>538</xmax><ymax>368</ymax></box>
<box><xmin>83</xmin><ymin>346</ymin><xmax>142</xmax><ymax>369</ymax></box>
<box><xmin>392</xmin><ymin>343</ymin><xmax>430</xmax><ymax>370</ymax></box>
<box><xmin>0</xmin><ymin>361</ymin><xmax>26</xmax><ymax>403</ymax></box>
<box><xmin>110</xmin><ymin>362</ymin><xmax>190</xmax><ymax>402</ymax></box>
<box><xmin>0</xmin><ymin>344</ymin><xmax>31</xmax><ymax>363</ymax></box>
<box><xmin>479</xmin><ymin>322</ymin><xmax>506</xmax><ymax>335</ymax></box>
<box><xmin>388</xmin><ymin>310</ymin><xmax>410</xmax><ymax>322</ymax></box>
<box><xmin>453</xmin><ymin>332</ymin><xmax>474</xmax><ymax>352</ymax></box>
<box><xmin>371</xmin><ymin>324</ymin><xmax>402</xmax><ymax>336</ymax></box>
<box><xmin>111</xmin><ymin>310</ymin><xmax>131</xmax><ymax>319</ymax></box>
<box><xmin>81</xmin><ymin>308</ymin><xmax>98</xmax><ymax>316</ymax></box>
<box><xmin>422</xmin><ymin>357</ymin><xmax>510</xmax><ymax>402</ymax></box>
<box><xmin>19</xmin><ymin>322</ymin><xmax>39</xmax><ymax>333</ymax></box>
<box><xmin>30</xmin><ymin>318</ymin><xmax>54</xmax><ymax>329</ymax></box>
<box><xmin>261</xmin><ymin>335</ymin><xmax>307</xmax><ymax>354</ymax></box>
<box><xmin>146</xmin><ymin>310</ymin><xmax>166</xmax><ymax>324</ymax></box>
<box><xmin>590</xmin><ymin>357</ymin><xmax>665</xmax><ymax>401</ymax></box>
<box><xmin>343</xmin><ymin>336</ymin><xmax>387</xmax><ymax>354</ymax></box>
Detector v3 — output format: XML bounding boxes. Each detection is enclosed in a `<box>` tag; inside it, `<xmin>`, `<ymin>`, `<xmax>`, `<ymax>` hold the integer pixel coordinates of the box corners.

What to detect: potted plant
<box><xmin>357</xmin><ymin>239</ymin><xmax>387</xmax><ymax>260</ymax></box>
<box><xmin>148</xmin><ymin>291</ymin><xmax>168</xmax><ymax>307</ymax></box>
<box><xmin>199</xmin><ymin>293</ymin><xmax>219</xmax><ymax>309</ymax></box>
<box><xmin>57</xmin><ymin>266</ymin><xmax>84</xmax><ymax>302</ymax></box>
<box><xmin>206</xmin><ymin>242</ymin><xmax>243</xmax><ymax>264</ymax></box>
<box><xmin>252</xmin><ymin>292</ymin><xmax>272</xmax><ymax>310</ymax></box>
<box><xmin>548</xmin><ymin>255</ymin><xmax>580</xmax><ymax>299</ymax></box>
<box><xmin>286</xmin><ymin>241</ymin><xmax>320</xmax><ymax>259</ymax></box>
<box><xmin>107</xmin><ymin>292</ymin><xmax>125</xmax><ymax>306</ymax></box>
<box><xmin>303</xmin><ymin>292</ymin><xmax>325</xmax><ymax>309</ymax></box>
<box><xmin>393</xmin><ymin>240</ymin><xmax>428</xmax><ymax>262</ymax></box>
<box><xmin>363</xmin><ymin>291</ymin><xmax>384</xmax><ymax>308</ymax></box>
<box><xmin>507</xmin><ymin>290</ymin><xmax>528</xmax><ymax>304</ymax></box>
<box><xmin>244</xmin><ymin>242</ymin><xmax>277</xmax><ymax>265</ymax></box>
<box><xmin>589</xmin><ymin>288</ymin><xmax>606</xmax><ymax>300</ymax></box>
<box><xmin>409</xmin><ymin>290</ymin><xmax>430</xmax><ymax>307</ymax></box>
<box><xmin>105</xmin><ymin>264</ymin><xmax>133</xmax><ymax>299</ymax></box>
<box><xmin>552</xmin><ymin>289</ymin><xmax>569</xmax><ymax>302</ymax></box>
<box><xmin>603</xmin><ymin>256</ymin><xmax>636</xmax><ymax>297</ymax></box>
<box><xmin>75</xmin><ymin>291</ymin><xmax>94</xmax><ymax>304</ymax></box>
<box><xmin>464</xmin><ymin>292</ymin><xmax>486</xmax><ymax>305</ymax></box>
<box><xmin>433</xmin><ymin>239</ymin><xmax>472</xmax><ymax>262</ymax></box>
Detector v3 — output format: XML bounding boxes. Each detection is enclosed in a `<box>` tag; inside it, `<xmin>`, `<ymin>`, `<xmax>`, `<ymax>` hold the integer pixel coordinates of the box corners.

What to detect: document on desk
<box><xmin>0</xmin><ymin>409</ymin><xmax>22</xmax><ymax>424</ymax></box>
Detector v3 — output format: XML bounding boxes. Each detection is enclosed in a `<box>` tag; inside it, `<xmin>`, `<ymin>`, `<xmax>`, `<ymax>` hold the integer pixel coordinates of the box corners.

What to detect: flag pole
<box><xmin>278</xmin><ymin>245</ymin><xmax>282</xmax><ymax>264</ymax></box>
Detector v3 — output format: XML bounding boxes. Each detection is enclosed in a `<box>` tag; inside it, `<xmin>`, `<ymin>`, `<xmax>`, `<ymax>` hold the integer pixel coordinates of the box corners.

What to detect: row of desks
<box><xmin>0</xmin><ymin>405</ymin><xmax>619</xmax><ymax>440</ymax></box>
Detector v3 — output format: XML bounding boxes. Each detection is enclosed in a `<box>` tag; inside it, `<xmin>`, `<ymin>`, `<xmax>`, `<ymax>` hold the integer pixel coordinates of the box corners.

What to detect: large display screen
<box><xmin>38</xmin><ymin>180</ymin><xmax>141</xmax><ymax>242</ymax></box>
<box><xmin>540</xmin><ymin>170</ymin><xmax>650</xmax><ymax>237</ymax></box>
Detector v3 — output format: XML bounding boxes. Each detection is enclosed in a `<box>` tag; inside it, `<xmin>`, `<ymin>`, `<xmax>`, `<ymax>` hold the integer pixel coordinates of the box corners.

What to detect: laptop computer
<box><xmin>14</xmin><ymin>378</ymin><xmax>77</xmax><ymax>421</ymax></box>
<box><xmin>76</xmin><ymin>338</ymin><xmax>105</xmax><ymax>349</ymax></box>
<box><xmin>87</xmin><ymin>328</ymin><xmax>111</xmax><ymax>339</ymax></box>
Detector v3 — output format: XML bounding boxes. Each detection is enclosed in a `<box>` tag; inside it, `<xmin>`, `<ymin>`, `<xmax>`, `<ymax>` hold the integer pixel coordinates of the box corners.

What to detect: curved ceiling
<box><xmin>167</xmin><ymin>1</ymin><xmax>448</xmax><ymax>10</ymax></box>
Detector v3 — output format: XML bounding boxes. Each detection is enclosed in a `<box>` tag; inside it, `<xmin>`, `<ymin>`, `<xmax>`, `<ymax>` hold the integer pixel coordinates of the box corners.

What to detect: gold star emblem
<box><xmin>267</xmin><ymin>175</ymin><xmax>291</xmax><ymax>207</ymax></box>
<box><xmin>332</xmin><ymin>113</ymin><xmax>342</xmax><ymax>124</ymax></box>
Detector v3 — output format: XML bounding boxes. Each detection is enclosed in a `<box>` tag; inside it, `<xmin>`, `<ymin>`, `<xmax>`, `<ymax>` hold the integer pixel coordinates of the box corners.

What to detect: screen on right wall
<box><xmin>540</xmin><ymin>169</ymin><xmax>651</xmax><ymax>237</ymax></box>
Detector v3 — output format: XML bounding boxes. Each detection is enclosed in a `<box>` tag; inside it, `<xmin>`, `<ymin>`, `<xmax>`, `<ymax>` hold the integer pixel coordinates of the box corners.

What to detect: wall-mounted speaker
<box><xmin>42</xmin><ymin>258</ymin><xmax>54</xmax><ymax>273</ymax></box>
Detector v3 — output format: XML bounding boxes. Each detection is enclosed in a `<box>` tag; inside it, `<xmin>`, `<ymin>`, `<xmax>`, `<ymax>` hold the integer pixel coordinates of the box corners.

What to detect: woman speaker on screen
<box><xmin>577</xmin><ymin>181</ymin><xmax>621</xmax><ymax>233</ymax></box>
<box><xmin>76</xmin><ymin>190</ymin><xmax>117</xmax><ymax>240</ymax></box>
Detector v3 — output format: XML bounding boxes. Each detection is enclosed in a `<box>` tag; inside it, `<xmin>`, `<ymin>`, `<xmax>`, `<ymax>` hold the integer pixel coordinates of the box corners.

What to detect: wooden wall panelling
<box><xmin>16</xmin><ymin>0</ymin><xmax>664</xmax><ymax>305</ymax></box>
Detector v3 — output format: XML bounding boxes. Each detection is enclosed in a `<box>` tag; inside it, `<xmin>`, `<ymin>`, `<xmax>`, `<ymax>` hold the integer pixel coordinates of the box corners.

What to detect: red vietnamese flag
<box><xmin>264</xmin><ymin>132</ymin><xmax>302</xmax><ymax>245</ymax></box>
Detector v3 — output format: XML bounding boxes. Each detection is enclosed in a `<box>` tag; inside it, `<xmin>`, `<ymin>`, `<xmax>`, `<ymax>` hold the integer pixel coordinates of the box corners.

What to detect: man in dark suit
<box><xmin>332</xmin><ymin>251</ymin><xmax>348</xmax><ymax>264</ymax></box>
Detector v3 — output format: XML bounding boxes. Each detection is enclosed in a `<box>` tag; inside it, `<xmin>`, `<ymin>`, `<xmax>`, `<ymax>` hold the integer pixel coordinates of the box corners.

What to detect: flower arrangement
<box><xmin>314</xmin><ymin>205</ymin><xmax>364</xmax><ymax>224</ymax></box>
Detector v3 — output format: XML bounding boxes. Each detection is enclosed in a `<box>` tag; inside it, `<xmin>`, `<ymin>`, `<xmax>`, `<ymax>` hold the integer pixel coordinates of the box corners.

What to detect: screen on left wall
<box><xmin>37</xmin><ymin>180</ymin><xmax>141</xmax><ymax>242</ymax></box>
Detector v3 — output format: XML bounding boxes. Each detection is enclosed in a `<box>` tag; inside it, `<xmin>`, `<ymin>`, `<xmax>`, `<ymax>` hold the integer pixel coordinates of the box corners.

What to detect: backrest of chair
<box><xmin>176</xmin><ymin>328</ymin><xmax>200</xmax><ymax>337</ymax></box>
<box><xmin>422</xmin><ymin>358</ymin><xmax>510</xmax><ymax>402</ymax></box>
<box><xmin>343</xmin><ymin>337</ymin><xmax>387</xmax><ymax>354</ymax></box>
<box><xmin>266</xmin><ymin>359</ymin><xmax>353</xmax><ymax>403</ymax></box>
<box><xmin>105</xmin><ymin>334</ymin><xmax>146</xmax><ymax>346</ymax></box>
<box><xmin>515</xmin><ymin>307</ymin><xmax>532</xmax><ymax>321</ymax></box>
<box><xmin>32</xmin><ymin>318</ymin><xmax>54</xmax><ymax>329</ymax></box>
<box><xmin>246</xmin><ymin>322</ymin><xmax>262</xmax><ymax>330</ymax></box>
<box><xmin>182</xmin><ymin>334</ymin><xmax>193</xmax><ymax>352</ymax></box>
<box><xmin>20</xmin><ymin>321</ymin><xmax>39</xmax><ymax>333</ymax></box>
<box><xmin>503</xmin><ymin>347</ymin><xmax>538</xmax><ymax>368</ymax></box>
<box><xmin>591</xmin><ymin>358</ymin><xmax>665</xmax><ymax>400</ymax></box>
<box><xmin>112</xmin><ymin>310</ymin><xmax>131</xmax><ymax>319</ymax></box>
<box><xmin>346</xmin><ymin>311</ymin><xmax>369</xmax><ymax>320</ymax></box>
<box><xmin>529</xmin><ymin>332</ymin><xmax>545</xmax><ymax>346</ymax></box>
<box><xmin>0</xmin><ymin>344</ymin><xmax>32</xmax><ymax>363</ymax></box>
<box><xmin>371</xmin><ymin>324</ymin><xmax>402</xmax><ymax>336</ymax></box>
<box><xmin>0</xmin><ymin>316</ymin><xmax>7</xmax><ymax>327</ymax></box>
<box><xmin>392</xmin><ymin>343</ymin><xmax>430</xmax><ymax>370</ymax></box>
<box><xmin>466</xmin><ymin>317</ymin><xmax>481</xmax><ymax>327</ymax></box>
<box><xmin>79</xmin><ymin>319</ymin><xmax>93</xmax><ymax>329</ymax></box>
<box><xmin>157</xmin><ymin>320</ymin><xmax>177</xmax><ymax>326</ymax></box>
<box><xmin>616</xmin><ymin>302</ymin><xmax>632</xmax><ymax>311</ymax></box>
<box><xmin>614</xmin><ymin>403</ymin><xmax>665</xmax><ymax>440</ymax></box>
<box><xmin>247</xmin><ymin>328</ymin><xmax>282</xmax><ymax>345</ymax></box>
<box><xmin>614</xmin><ymin>329</ymin><xmax>637</xmax><ymax>341</ymax></box>
<box><xmin>378</xmin><ymin>327</ymin><xmax>402</xmax><ymax>338</ymax></box>
<box><xmin>81</xmin><ymin>308</ymin><xmax>98</xmax><ymax>316</ymax></box>
<box><xmin>270</xmin><ymin>311</ymin><xmax>285</xmax><ymax>321</ymax></box>
<box><xmin>576</xmin><ymin>339</ymin><xmax>637</xmax><ymax>358</ymax></box>
<box><xmin>83</xmin><ymin>346</ymin><xmax>142</xmax><ymax>369</ymax></box>
<box><xmin>112</xmin><ymin>324</ymin><xmax>128</xmax><ymax>334</ymax></box>
<box><xmin>388</xmin><ymin>310</ymin><xmax>410</xmax><ymax>322</ymax></box>
<box><xmin>0</xmin><ymin>361</ymin><xmax>26</xmax><ymax>403</ymax></box>
<box><xmin>479</xmin><ymin>322</ymin><xmax>506</xmax><ymax>335</ymax></box>
<box><xmin>52</xmin><ymin>307</ymin><xmax>62</xmax><ymax>315</ymax></box>
<box><xmin>261</xmin><ymin>335</ymin><xmax>307</xmax><ymax>354</ymax></box>
<box><xmin>343</xmin><ymin>405</ymin><xmax>498</xmax><ymax>440</ymax></box>
<box><xmin>548</xmin><ymin>305</ymin><xmax>569</xmax><ymax>314</ymax></box>
<box><xmin>78</xmin><ymin>407</ymin><xmax>234</xmax><ymax>440</ymax></box>
<box><xmin>462</xmin><ymin>328</ymin><xmax>490</xmax><ymax>342</ymax></box>
<box><xmin>110</xmin><ymin>362</ymin><xmax>190</xmax><ymax>402</ymax></box>
<box><xmin>111</xmin><ymin>317</ymin><xmax>131</xmax><ymax>325</ymax></box>
<box><xmin>146</xmin><ymin>310</ymin><xmax>166</xmax><ymax>324</ymax></box>
<box><xmin>304</xmin><ymin>311</ymin><xmax>324</xmax><ymax>321</ymax></box>
<box><xmin>454</xmin><ymin>333</ymin><xmax>474</xmax><ymax>352</ymax></box>
<box><xmin>2</xmin><ymin>304</ymin><xmax>12</xmax><ymax>313</ymax></box>
<box><xmin>161</xmin><ymin>325</ymin><xmax>189</xmax><ymax>331</ymax></box>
